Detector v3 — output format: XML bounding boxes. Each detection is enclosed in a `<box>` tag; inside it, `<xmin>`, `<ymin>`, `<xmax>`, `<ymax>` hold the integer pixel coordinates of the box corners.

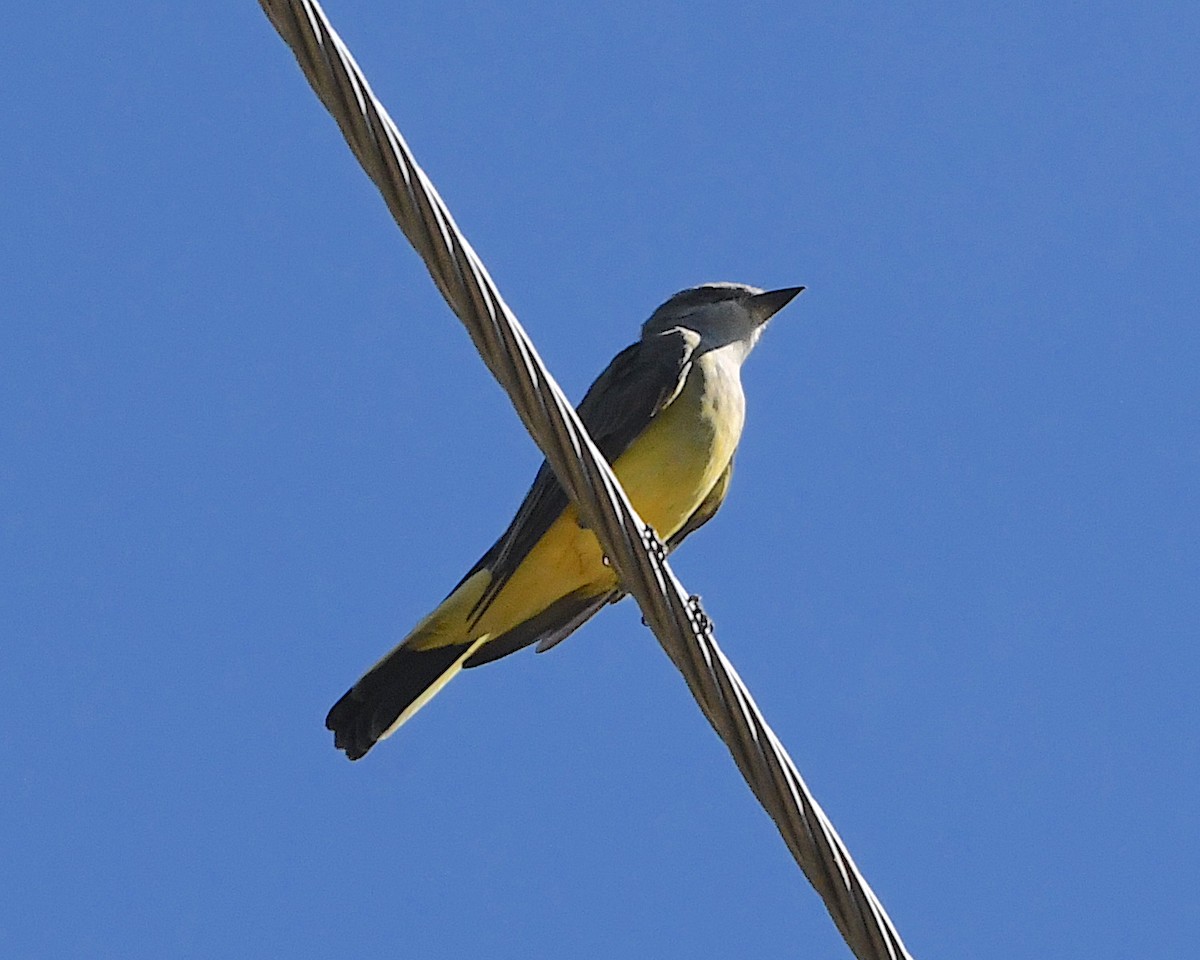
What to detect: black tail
<box><xmin>325</xmin><ymin>642</ymin><xmax>473</xmax><ymax>760</ymax></box>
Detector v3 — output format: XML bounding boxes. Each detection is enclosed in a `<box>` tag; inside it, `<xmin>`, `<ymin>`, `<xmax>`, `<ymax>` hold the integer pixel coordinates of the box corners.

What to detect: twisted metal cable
<box><xmin>257</xmin><ymin>2</ymin><xmax>914</xmax><ymax>957</ymax></box>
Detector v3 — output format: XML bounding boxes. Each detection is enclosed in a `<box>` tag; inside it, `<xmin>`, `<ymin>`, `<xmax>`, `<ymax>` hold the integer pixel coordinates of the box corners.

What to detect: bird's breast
<box><xmin>611</xmin><ymin>350</ymin><xmax>745</xmax><ymax>540</ymax></box>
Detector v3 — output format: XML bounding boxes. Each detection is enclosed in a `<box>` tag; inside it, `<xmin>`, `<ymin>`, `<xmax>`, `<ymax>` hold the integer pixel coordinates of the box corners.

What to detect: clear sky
<box><xmin>3</xmin><ymin>2</ymin><xmax>1197</xmax><ymax>957</ymax></box>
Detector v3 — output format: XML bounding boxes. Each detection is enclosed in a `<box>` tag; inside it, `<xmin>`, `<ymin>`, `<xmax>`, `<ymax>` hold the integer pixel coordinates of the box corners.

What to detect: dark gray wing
<box><xmin>458</xmin><ymin>326</ymin><xmax>700</xmax><ymax>621</ymax></box>
<box><xmin>464</xmin><ymin>587</ymin><xmax>619</xmax><ymax>666</ymax></box>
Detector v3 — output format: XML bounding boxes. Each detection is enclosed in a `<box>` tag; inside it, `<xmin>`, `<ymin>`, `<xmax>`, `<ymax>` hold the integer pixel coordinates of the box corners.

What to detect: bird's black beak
<box><xmin>748</xmin><ymin>286</ymin><xmax>805</xmax><ymax>323</ymax></box>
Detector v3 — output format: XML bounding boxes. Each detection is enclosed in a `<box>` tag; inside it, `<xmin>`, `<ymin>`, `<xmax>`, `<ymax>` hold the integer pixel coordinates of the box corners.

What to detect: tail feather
<box><xmin>325</xmin><ymin>640</ymin><xmax>481</xmax><ymax>760</ymax></box>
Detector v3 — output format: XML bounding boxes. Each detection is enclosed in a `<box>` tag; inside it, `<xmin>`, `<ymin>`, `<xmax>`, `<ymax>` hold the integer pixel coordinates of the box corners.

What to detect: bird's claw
<box><xmin>687</xmin><ymin>594</ymin><xmax>714</xmax><ymax>637</ymax></box>
<box><xmin>640</xmin><ymin>526</ymin><xmax>668</xmax><ymax>562</ymax></box>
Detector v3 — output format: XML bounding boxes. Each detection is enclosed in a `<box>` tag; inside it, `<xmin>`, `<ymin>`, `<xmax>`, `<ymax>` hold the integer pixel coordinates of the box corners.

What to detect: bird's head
<box><xmin>642</xmin><ymin>282</ymin><xmax>804</xmax><ymax>358</ymax></box>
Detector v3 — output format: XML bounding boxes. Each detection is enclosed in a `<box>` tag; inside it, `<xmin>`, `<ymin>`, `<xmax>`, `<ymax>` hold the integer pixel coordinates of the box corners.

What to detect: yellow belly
<box><xmin>411</xmin><ymin>352</ymin><xmax>744</xmax><ymax>649</ymax></box>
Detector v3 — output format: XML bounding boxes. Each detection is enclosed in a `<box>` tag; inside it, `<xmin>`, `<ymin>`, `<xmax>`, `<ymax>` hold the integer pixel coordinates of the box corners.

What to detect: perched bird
<box><xmin>327</xmin><ymin>282</ymin><xmax>803</xmax><ymax>759</ymax></box>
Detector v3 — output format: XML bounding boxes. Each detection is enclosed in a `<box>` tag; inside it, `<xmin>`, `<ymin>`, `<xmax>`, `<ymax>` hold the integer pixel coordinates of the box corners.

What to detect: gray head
<box><xmin>642</xmin><ymin>282</ymin><xmax>804</xmax><ymax>356</ymax></box>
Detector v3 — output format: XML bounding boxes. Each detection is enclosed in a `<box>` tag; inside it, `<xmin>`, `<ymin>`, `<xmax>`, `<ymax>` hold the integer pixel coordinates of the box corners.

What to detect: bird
<box><xmin>326</xmin><ymin>282</ymin><xmax>804</xmax><ymax>759</ymax></box>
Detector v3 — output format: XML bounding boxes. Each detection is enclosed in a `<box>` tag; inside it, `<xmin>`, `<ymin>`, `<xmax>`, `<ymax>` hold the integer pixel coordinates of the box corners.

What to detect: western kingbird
<box><xmin>327</xmin><ymin>282</ymin><xmax>803</xmax><ymax>759</ymax></box>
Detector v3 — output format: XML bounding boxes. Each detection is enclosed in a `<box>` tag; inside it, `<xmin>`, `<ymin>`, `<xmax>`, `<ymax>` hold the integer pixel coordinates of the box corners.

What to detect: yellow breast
<box><xmin>611</xmin><ymin>348</ymin><xmax>745</xmax><ymax>540</ymax></box>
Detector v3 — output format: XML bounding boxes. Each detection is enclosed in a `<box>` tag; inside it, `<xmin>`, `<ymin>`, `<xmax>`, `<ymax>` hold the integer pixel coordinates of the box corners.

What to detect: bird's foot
<box><xmin>687</xmin><ymin>594</ymin><xmax>715</xmax><ymax>638</ymax></box>
<box><xmin>640</xmin><ymin>526</ymin><xmax>668</xmax><ymax>563</ymax></box>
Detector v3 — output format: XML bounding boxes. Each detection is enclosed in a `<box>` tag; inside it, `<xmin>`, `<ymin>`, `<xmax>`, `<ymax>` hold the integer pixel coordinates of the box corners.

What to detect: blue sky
<box><xmin>3</xmin><ymin>1</ymin><xmax>1197</xmax><ymax>957</ymax></box>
